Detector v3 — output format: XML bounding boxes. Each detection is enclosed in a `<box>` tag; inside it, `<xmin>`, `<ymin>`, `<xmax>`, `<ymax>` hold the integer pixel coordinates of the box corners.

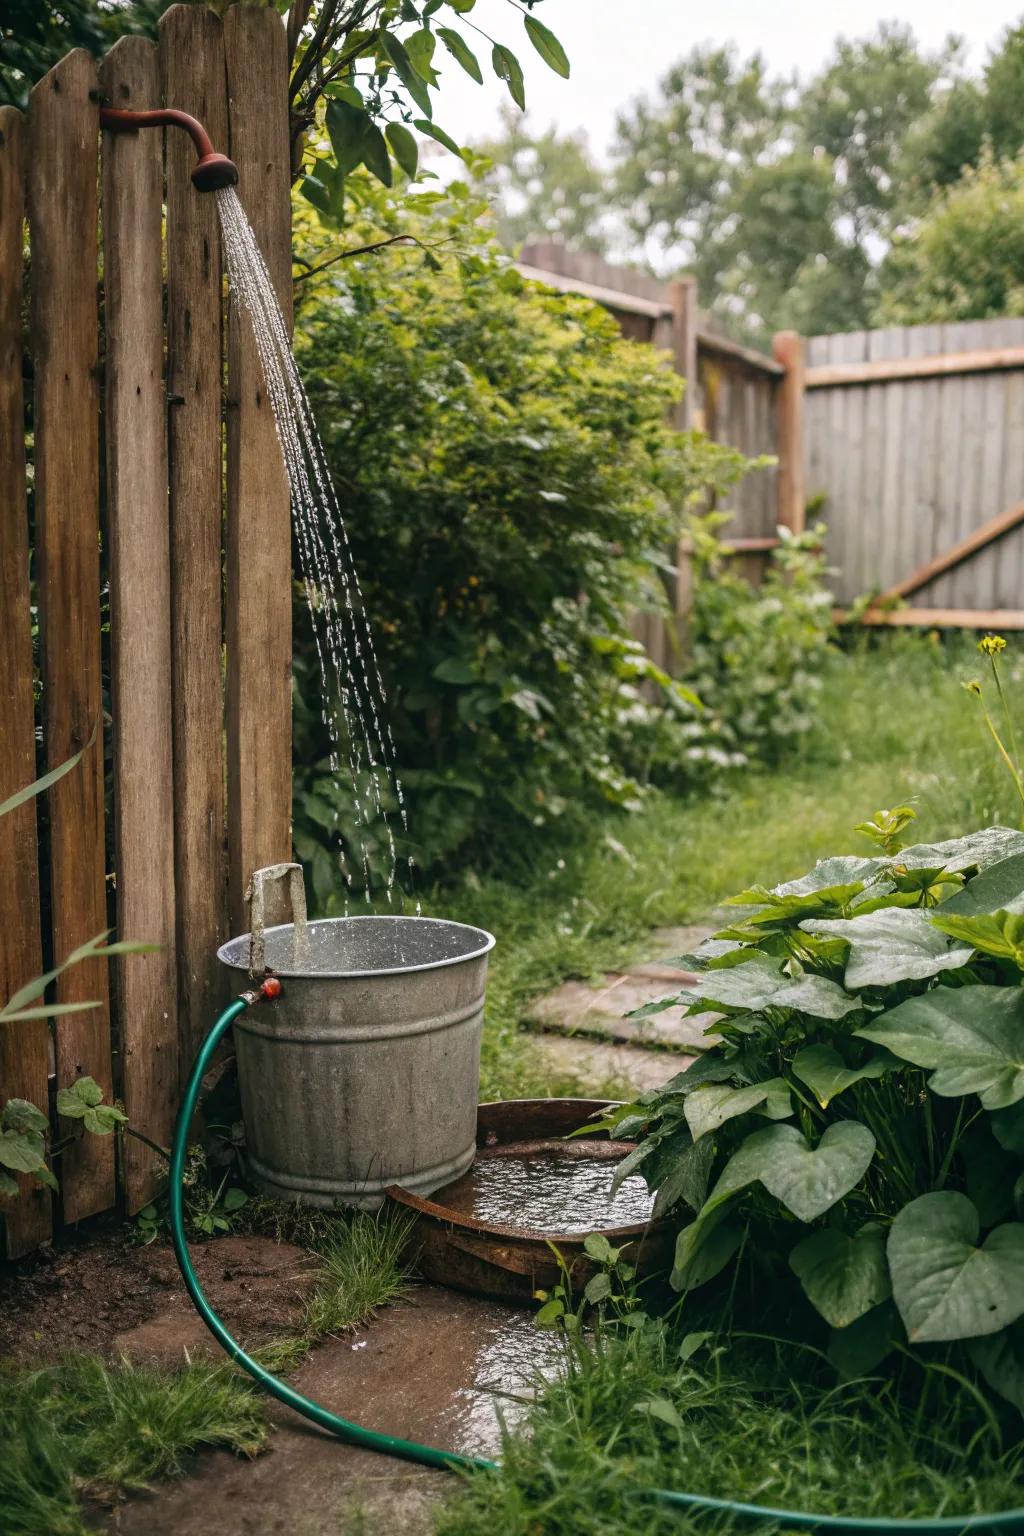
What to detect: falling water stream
<box><xmin>217</xmin><ymin>186</ymin><xmax>408</xmax><ymax>906</ymax></box>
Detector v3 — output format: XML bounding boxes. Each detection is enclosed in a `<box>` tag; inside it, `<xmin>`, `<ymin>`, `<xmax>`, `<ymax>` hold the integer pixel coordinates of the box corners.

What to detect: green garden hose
<box><xmin>170</xmin><ymin>987</ymin><xmax>1024</xmax><ymax>1534</ymax></box>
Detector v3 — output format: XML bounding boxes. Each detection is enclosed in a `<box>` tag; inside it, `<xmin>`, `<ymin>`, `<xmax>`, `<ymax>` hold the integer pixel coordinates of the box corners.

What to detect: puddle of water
<box><xmin>444</xmin><ymin>1310</ymin><xmax>566</xmax><ymax>1458</ymax></box>
<box><xmin>435</xmin><ymin>1149</ymin><xmax>655</xmax><ymax>1235</ymax></box>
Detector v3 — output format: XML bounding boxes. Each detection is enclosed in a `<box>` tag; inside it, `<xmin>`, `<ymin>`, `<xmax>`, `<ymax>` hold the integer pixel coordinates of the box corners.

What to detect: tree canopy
<box><xmin>476</xmin><ymin>19</ymin><xmax>1024</xmax><ymax>342</ymax></box>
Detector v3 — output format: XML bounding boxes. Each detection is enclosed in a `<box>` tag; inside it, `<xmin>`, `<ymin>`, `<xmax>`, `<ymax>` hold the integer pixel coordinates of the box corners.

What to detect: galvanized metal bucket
<box><xmin>217</xmin><ymin>916</ymin><xmax>495</xmax><ymax>1209</ymax></box>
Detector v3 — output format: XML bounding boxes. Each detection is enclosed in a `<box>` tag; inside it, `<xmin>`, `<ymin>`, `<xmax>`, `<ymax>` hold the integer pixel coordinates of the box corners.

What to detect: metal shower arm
<box><xmin>99</xmin><ymin>105</ymin><xmax>238</xmax><ymax>193</ymax></box>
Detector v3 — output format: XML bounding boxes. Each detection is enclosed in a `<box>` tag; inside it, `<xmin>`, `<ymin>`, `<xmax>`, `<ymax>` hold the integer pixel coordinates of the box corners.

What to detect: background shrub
<box><xmin>290</xmin><ymin>176</ymin><xmax>759</xmax><ymax>896</ymax></box>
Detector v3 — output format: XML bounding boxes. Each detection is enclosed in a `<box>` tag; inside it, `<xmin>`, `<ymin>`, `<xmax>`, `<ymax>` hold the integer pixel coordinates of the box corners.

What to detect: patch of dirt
<box><xmin>0</xmin><ymin>1233</ymin><xmax>315</xmax><ymax>1367</ymax></box>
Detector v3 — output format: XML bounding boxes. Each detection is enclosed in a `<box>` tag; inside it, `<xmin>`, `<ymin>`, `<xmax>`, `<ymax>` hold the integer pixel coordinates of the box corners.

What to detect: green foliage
<box><xmin>436</xmin><ymin>1321</ymin><xmax>1024</xmax><ymax>1534</ymax></box>
<box><xmin>302</xmin><ymin>1208</ymin><xmax>414</xmax><ymax>1339</ymax></box>
<box><xmin>0</xmin><ymin>1356</ymin><xmax>265</xmax><ymax>1536</ymax></box>
<box><xmin>292</xmin><ymin>175</ymin><xmax>767</xmax><ymax>887</ymax></box>
<box><xmin>611</xmin><ymin>811</ymin><xmax>1024</xmax><ymax>1409</ymax></box>
<box><xmin>480</xmin><ymin>20</ymin><xmax>1024</xmax><ymax>340</ymax></box>
<box><xmin>686</xmin><ymin>516</ymin><xmax>835</xmax><ymax>769</ymax></box>
<box><xmin>878</xmin><ymin>157</ymin><xmax>1024</xmax><ymax>325</ymax></box>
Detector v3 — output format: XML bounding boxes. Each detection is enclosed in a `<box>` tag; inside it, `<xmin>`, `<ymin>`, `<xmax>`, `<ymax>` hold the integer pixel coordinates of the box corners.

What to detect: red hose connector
<box><xmin>260</xmin><ymin>976</ymin><xmax>283</xmax><ymax>1001</ymax></box>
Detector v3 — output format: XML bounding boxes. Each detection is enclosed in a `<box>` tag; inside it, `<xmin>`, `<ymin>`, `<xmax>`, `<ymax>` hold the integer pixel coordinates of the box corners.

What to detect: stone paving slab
<box><xmin>527</xmin><ymin>1031</ymin><xmax>693</xmax><ymax>1094</ymax></box>
<box><xmin>108</xmin><ymin>1286</ymin><xmax>560</xmax><ymax>1536</ymax></box>
<box><xmin>522</xmin><ymin>923</ymin><xmax>720</xmax><ymax>1054</ymax></box>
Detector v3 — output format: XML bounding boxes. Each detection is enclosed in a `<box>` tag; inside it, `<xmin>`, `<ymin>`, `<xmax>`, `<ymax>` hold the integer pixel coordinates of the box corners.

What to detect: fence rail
<box><xmin>520</xmin><ymin>245</ymin><xmax>1024</xmax><ymax>631</ymax></box>
<box><xmin>0</xmin><ymin>5</ymin><xmax>293</xmax><ymax>1257</ymax></box>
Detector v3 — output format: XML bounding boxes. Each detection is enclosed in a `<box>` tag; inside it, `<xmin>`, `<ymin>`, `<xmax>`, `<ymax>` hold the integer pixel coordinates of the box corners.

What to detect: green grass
<box><xmin>421</xmin><ymin>633</ymin><xmax>1023</xmax><ymax>1099</ymax></box>
<box><xmin>245</xmin><ymin>1206</ymin><xmax>416</xmax><ymax>1371</ymax></box>
<box><xmin>0</xmin><ymin>1356</ymin><xmax>267</xmax><ymax>1536</ymax></box>
<box><xmin>2</xmin><ymin>1209</ymin><xmax>416</xmax><ymax>1535</ymax></box>
<box><xmin>436</xmin><ymin>1323</ymin><xmax>1024</xmax><ymax>1536</ymax></box>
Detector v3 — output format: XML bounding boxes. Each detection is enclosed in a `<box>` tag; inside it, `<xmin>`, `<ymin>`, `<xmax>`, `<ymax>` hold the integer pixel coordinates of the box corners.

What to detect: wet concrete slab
<box><xmin>107</xmin><ymin>1285</ymin><xmax>562</xmax><ymax>1536</ymax></box>
<box><xmin>522</xmin><ymin>923</ymin><xmax>719</xmax><ymax>1055</ymax></box>
<box><xmin>526</xmin><ymin>1030</ymin><xmax>693</xmax><ymax>1093</ymax></box>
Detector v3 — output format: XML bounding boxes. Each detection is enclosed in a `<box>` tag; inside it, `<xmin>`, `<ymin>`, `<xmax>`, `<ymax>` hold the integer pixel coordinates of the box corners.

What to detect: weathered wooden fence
<box><xmin>516</xmin><ymin>244</ymin><xmax>802</xmax><ymax>667</ymax></box>
<box><xmin>0</xmin><ymin>4</ymin><xmax>293</xmax><ymax>1258</ymax></box>
<box><xmin>805</xmin><ymin>319</ymin><xmax>1024</xmax><ymax>624</ymax></box>
<box><xmin>520</xmin><ymin>245</ymin><xmax>1024</xmax><ymax>631</ymax></box>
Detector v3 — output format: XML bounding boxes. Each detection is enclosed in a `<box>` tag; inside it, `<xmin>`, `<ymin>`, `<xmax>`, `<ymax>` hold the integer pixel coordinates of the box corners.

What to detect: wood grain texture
<box><xmin>773</xmin><ymin>332</ymin><xmax>805</xmax><ymax>534</ymax></box>
<box><xmin>101</xmin><ymin>38</ymin><xmax>179</xmax><ymax>1209</ymax></box>
<box><xmin>0</xmin><ymin>105</ymin><xmax>51</xmax><ymax>1256</ymax></box>
<box><xmin>28</xmin><ymin>50</ymin><xmax>113</xmax><ymax>1222</ymax></box>
<box><xmin>843</xmin><ymin>608</ymin><xmax>1024</xmax><ymax>630</ymax></box>
<box><xmin>871</xmin><ymin>502</ymin><xmax>1024</xmax><ymax>605</ymax></box>
<box><xmin>806</xmin><ymin>344</ymin><xmax>1024</xmax><ymax>389</ymax></box>
<box><xmin>224</xmin><ymin>4</ymin><xmax>293</xmax><ymax>935</ymax></box>
<box><xmin>160</xmin><ymin>3</ymin><xmax>229</xmax><ymax>1069</ymax></box>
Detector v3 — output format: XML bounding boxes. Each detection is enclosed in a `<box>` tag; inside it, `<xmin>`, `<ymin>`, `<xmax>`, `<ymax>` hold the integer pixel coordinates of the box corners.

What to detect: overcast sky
<box><xmin>432</xmin><ymin>0</ymin><xmax>1022</xmax><ymax>157</ymax></box>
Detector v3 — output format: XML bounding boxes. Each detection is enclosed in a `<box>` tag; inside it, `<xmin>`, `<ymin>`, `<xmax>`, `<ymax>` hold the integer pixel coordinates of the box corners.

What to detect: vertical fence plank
<box><xmin>224</xmin><ymin>4</ymin><xmax>293</xmax><ymax>934</ymax></box>
<box><xmin>28</xmin><ymin>51</ymin><xmax>113</xmax><ymax>1222</ymax></box>
<box><xmin>101</xmin><ymin>38</ymin><xmax>179</xmax><ymax>1208</ymax></box>
<box><xmin>669</xmin><ymin>278</ymin><xmax>698</xmax><ymax>628</ymax></box>
<box><xmin>160</xmin><ymin>3</ymin><xmax>229</xmax><ymax>1068</ymax></box>
<box><xmin>0</xmin><ymin>106</ymin><xmax>51</xmax><ymax>1256</ymax></box>
<box><xmin>773</xmin><ymin>331</ymin><xmax>806</xmax><ymax>534</ymax></box>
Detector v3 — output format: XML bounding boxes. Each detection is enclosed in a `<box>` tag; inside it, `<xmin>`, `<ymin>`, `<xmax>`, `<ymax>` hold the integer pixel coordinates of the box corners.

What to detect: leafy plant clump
<box><xmin>437</xmin><ymin>1321</ymin><xmax>1024</xmax><ymax>1535</ymax></box>
<box><xmin>600</xmin><ymin>811</ymin><xmax>1024</xmax><ymax>1414</ymax></box>
<box><xmin>290</xmin><ymin>172</ymin><xmax>819</xmax><ymax>891</ymax></box>
<box><xmin>686</xmin><ymin>514</ymin><xmax>836</xmax><ymax>769</ymax></box>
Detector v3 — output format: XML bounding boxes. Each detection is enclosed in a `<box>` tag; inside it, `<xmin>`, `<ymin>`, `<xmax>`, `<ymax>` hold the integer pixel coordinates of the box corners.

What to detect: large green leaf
<box><xmin>749</xmin><ymin>1121</ymin><xmax>876</xmax><ymax>1222</ymax></box>
<box><xmin>684</xmin><ymin>1078</ymin><xmax>791</xmax><ymax>1141</ymax></box>
<box><xmin>968</xmin><ymin>1321</ymin><xmax>1024</xmax><ymax>1412</ymax></box>
<box><xmin>686</xmin><ymin>957</ymin><xmax>861</xmax><ymax>1020</ymax></box>
<box><xmin>855</xmin><ymin>985</ymin><xmax>1024</xmax><ymax>1109</ymax></box>
<box><xmin>828</xmin><ymin>1300</ymin><xmax>903</xmax><ymax>1379</ymax></box>
<box><xmin>792</xmin><ymin>1044</ymin><xmax>896</xmax><ymax>1108</ymax></box>
<box><xmin>385</xmin><ymin>122</ymin><xmax>419</xmax><ymax>179</ymax></box>
<box><xmin>991</xmin><ymin>1101</ymin><xmax>1024</xmax><ymax>1155</ymax></box>
<box><xmin>437</xmin><ymin>26</ymin><xmax>482</xmax><ymax>82</ymax></box>
<box><xmin>790</xmin><ymin>1224</ymin><xmax>892</xmax><ymax>1328</ymax></box>
<box><xmin>651</xmin><ymin>1135</ymin><xmax>715</xmax><ymax>1218</ymax></box>
<box><xmin>888</xmin><ymin>1192</ymin><xmax>1024</xmax><ymax>1342</ymax></box>
<box><xmin>0</xmin><ymin>720</ymin><xmax>97</xmax><ymax>820</ymax></box>
<box><xmin>800</xmin><ymin>908</ymin><xmax>974</xmax><ymax>988</ymax></box>
<box><xmin>726</xmin><ymin>882</ymin><xmax>873</xmax><ymax>931</ymax></box>
<box><xmin>898</xmin><ymin>827</ymin><xmax>1024</xmax><ymax>874</ymax></box>
<box><xmin>381</xmin><ymin>35</ymin><xmax>433</xmax><ymax>116</ymax></box>
<box><xmin>930</xmin><ymin>909</ymin><xmax>1024</xmax><ymax>968</ymax></box>
<box><xmin>769</xmin><ymin>857</ymin><xmax>888</xmax><ymax>898</ymax></box>
<box><xmin>691</xmin><ymin>1121</ymin><xmax>874</xmax><ymax>1229</ymax></box>
<box><xmin>941</xmin><ymin>853</ymin><xmax>1024</xmax><ymax>916</ymax></box>
<box><xmin>0</xmin><ymin>1127</ymin><xmax>47</xmax><ymax>1174</ymax></box>
<box><xmin>670</xmin><ymin>1205</ymin><xmax>744</xmax><ymax>1291</ymax></box>
<box><xmin>523</xmin><ymin>14</ymin><xmax>570</xmax><ymax>77</ymax></box>
<box><xmin>2</xmin><ymin>1099</ymin><xmax>48</xmax><ymax>1135</ymax></box>
<box><xmin>491</xmin><ymin>43</ymin><xmax>525</xmax><ymax>109</ymax></box>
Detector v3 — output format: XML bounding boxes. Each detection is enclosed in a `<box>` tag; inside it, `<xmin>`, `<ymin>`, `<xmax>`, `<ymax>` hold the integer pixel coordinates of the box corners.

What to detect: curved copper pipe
<box><xmin>99</xmin><ymin>106</ymin><xmax>238</xmax><ymax>193</ymax></box>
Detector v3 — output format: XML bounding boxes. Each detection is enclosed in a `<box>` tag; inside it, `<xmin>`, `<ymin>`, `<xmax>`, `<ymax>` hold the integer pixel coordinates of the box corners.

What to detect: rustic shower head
<box><xmin>99</xmin><ymin>106</ymin><xmax>238</xmax><ymax>192</ymax></box>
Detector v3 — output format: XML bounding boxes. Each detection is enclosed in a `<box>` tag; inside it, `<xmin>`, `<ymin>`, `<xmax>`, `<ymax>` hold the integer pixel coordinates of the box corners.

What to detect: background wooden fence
<box><xmin>805</xmin><ymin>319</ymin><xmax>1024</xmax><ymax>624</ymax></box>
<box><xmin>516</xmin><ymin>244</ymin><xmax>803</xmax><ymax>667</ymax></box>
<box><xmin>0</xmin><ymin>4</ymin><xmax>293</xmax><ymax>1258</ymax></box>
<box><xmin>520</xmin><ymin>245</ymin><xmax>1024</xmax><ymax>634</ymax></box>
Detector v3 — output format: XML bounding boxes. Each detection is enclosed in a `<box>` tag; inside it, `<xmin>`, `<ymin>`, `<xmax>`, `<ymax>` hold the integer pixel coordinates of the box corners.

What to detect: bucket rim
<box><xmin>216</xmin><ymin>913</ymin><xmax>496</xmax><ymax>980</ymax></box>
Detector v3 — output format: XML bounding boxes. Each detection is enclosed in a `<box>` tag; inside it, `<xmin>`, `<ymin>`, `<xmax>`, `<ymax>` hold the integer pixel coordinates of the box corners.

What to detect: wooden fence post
<box><xmin>773</xmin><ymin>330</ymin><xmax>806</xmax><ymax>534</ymax></box>
<box><xmin>670</xmin><ymin>277</ymin><xmax>699</xmax><ymax>626</ymax></box>
<box><xmin>224</xmin><ymin>4</ymin><xmax>293</xmax><ymax>936</ymax></box>
<box><xmin>160</xmin><ymin>3</ymin><xmax>230</xmax><ymax>1071</ymax></box>
<box><xmin>0</xmin><ymin>105</ymin><xmax>50</xmax><ymax>1257</ymax></box>
<box><xmin>101</xmin><ymin>37</ymin><xmax>180</xmax><ymax>1210</ymax></box>
<box><xmin>28</xmin><ymin>51</ymin><xmax>114</xmax><ymax>1222</ymax></box>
